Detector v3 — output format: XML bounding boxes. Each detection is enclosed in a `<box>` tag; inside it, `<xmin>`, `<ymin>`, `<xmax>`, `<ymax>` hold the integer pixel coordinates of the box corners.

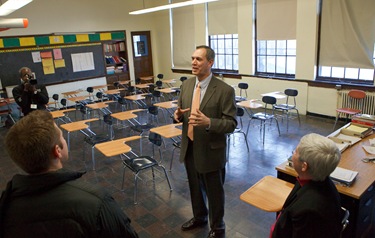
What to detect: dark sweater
<box><xmin>0</xmin><ymin>168</ymin><xmax>138</xmax><ymax>238</ymax></box>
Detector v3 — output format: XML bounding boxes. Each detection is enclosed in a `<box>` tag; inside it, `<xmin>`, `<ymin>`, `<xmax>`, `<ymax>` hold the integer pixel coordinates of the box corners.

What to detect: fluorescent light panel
<box><xmin>0</xmin><ymin>0</ymin><xmax>33</xmax><ymax>16</ymax></box>
<box><xmin>129</xmin><ymin>0</ymin><xmax>218</xmax><ymax>15</ymax></box>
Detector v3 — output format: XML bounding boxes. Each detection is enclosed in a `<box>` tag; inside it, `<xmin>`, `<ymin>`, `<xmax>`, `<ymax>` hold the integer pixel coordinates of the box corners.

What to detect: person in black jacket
<box><xmin>12</xmin><ymin>67</ymin><xmax>49</xmax><ymax>116</ymax></box>
<box><xmin>0</xmin><ymin>110</ymin><xmax>138</xmax><ymax>238</ymax></box>
<box><xmin>271</xmin><ymin>133</ymin><xmax>342</xmax><ymax>238</ymax></box>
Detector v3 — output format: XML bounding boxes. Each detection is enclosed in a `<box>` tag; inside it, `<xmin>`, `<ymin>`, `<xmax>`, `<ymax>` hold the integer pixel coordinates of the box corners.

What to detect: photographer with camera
<box><xmin>12</xmin><ymin>67</ymin><xmax>49</xmax><ymax>116</ymax></box>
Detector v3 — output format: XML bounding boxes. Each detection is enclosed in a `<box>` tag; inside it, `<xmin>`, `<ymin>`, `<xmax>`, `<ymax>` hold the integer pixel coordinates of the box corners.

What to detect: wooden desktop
<box><xmin>275</xmin><ymin>132</ymin><xmax>375</xmax><ymax>238</ymax></box>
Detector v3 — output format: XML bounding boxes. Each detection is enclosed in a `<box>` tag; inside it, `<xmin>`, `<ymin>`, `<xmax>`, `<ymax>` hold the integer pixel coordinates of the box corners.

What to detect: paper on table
<box><xmin>330</xmin><ymin>167</ymin><xmax>358</xmax><ymax>185</ymax></box>
<box><xmin>336</xmin><ymin>134</ymin><xmax>361</xmax><ymax>145</ymax></box>
<box><xmin>369</xmin><ymin>138</ymin><xmax>375</xmax><ymax>146</ymax></box>
<box><xmin>363</xmin><ymin>145</ymin><xmax>375</xmax><ymax>154</ymax></box>
<box><xmin>346</xmin><ymin>124</ymin><xmax>369</xmax><ymax>134</ymax></box>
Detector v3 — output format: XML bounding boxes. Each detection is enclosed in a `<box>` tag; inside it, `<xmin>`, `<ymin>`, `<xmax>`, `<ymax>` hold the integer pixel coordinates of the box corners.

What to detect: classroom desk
<box><xmin>0</xmin><ymin>98</ymin><xmax>15</xmax><ymax>103</ymax></box>
<box><xmin>156</xmin><ymin>87</ymin><xmax>177</xmax><ymax>101</ymax></box>
<box><xmin>236</xmin><ymin>99</ymin><xmax>263</xmax><ymax>117</ymax></box>
<box><xmin>261</xmin><ymin>91</ymin><xmax>286</xmax><ymax>100</ymax></box>
<box><xmin>67</xmin><ymin>95</ymin><xmax>90</xmax><ymax>103</ymax></box>
<box><xmin>92</xmin><ymin>85</ymin><xmax>108</xmax><ymax>91</ymax></box>
<box><xmin>118</xmin><ymin>80</ymin><xmax>130</xmax><ymax>88</ymax></box>
<box><xmin>60</xmin><ymin>118</ymin><xmax>99</xmax><ymax>151</ymax></box>
<box><xmin>95</xmin><ymin>135</ymin><xmax>141</xmax><ymax>157</ymax></box>
<box><xmin>240</xmin><ymin>175</ymin><xmax>294</xmax><ymax>212</ymax></box>
<box><xmin>85</xmin><ymin>101</ymin><xmax>113</xmax><ymax>116</ymax></box>
<box><xmin>275</xmin><ymin>133</ymin><xmax>375</xmax><ymax>238</ymax></box>
<box><xmin>104</xmin><ymin>88</ymin><xmax>125</xmax><ymax>95</ymax></box>
<box><xmin>154</xmin><ymin>100</ymin><xmax>178</xmax><ymax>122</ymax></box>
<box><xmin>139</xmin><ymin>76</ymin><xmax>154</xmax><ymax>83</ymax></box>
<box><xmin>162</xmin><ymin>79</ymin><xmax>176</xmax><ymax>88</ymax></box>
<box><xmin>156</xmin><ymin>87</ymin><xmax>176</xmax><ymax>94</ymax></box>
<box><xmin>111</xmin><ymin>109</ymin><xmax>144</xmax><ymax>127</ymax></box>
<box><xmin>134</xmin><ymin>84</ymin><xmax>150</xmax><ymax>94</ymax></box>
<box><xmin>62</xmin><ymin>89</ymin><xmax>83</xmax><ymax>98</ymax></box>
<box><xmin>50</xmin><ymin>108</ymin><xmax>75</xmax><ymax>123</ymax></box>
<box><xmin>123</xmin><ymin>94</ymin><xmax>147</xmax><ymax>108</ymax></box>
<box><xmin>150</xmin><ymin>123</ymin><xmax>182</xmax><ymax>139</ymax></box>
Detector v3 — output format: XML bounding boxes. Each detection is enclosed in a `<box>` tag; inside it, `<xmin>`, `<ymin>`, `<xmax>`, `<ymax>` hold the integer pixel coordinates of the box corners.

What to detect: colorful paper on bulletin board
<box><xmin>88</xmin><ymin>34</ymin><xmax>100</xmax><ymax>42</ymax></box>
<box><xmin>19</xmin><ymin>37</ymin><xmax>36</xmax><ymax>46</ymax></box>
<box><xmin>49</xmin><ymin>35</ymin><xmax>64</xmax><ymax>44</ymax></box>
<box><xmin>32</xmin><ymin>52</ymin><xmax>41</xmax><ymax>63</ymax></box>
<box><xmin>54</xmin><ymin>59</ymin><xmax>65</xmax><ymax>68</ymax></box>
<box><xmin>0</xmin><ymin>39</ymin><xmax>3</xmax><ymax>48</ymax></box>
<box><xmin>40</xmin><ymin>51</ymin><xmax>52</xmax><ymax>58</ymax></box>
<box><xmin>100</xmin><ymin>33</ymin><xmax>111</xmax><ymax>41</ymax></box>
<box><xmin>43</xmin><ymin>65</ymin><xmax>55</xmax><ymax>74</ymax></box>
<box><xmin>111</xmin><ymin>32</ymin><xmax>125</xmax><ymax>39</ymax></box>
<box><xmin>42</xmin><ymin>58</ymin><xmax>54</xmax><ymax>67</ymax></box>
<box><xmin>76</xmin><ymin>34</ymin><xmax>89</xmax><ymax>42</ymax></box>
<box><xmin>53</xmin><ymin>48</ymin><xmax>62</xmax><ymax>59</ymax></box>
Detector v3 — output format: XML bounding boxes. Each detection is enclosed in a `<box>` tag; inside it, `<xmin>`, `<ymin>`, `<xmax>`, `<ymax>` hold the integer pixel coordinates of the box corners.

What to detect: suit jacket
<box><xmin>272</xmin><ymin>178</ymin><xmax>342</xmax><ymax>238</ymax></box>
<box><xmin>177</xmin><ymin>76</ymin><xmax>237</xmax><ymax>173</ymax></box>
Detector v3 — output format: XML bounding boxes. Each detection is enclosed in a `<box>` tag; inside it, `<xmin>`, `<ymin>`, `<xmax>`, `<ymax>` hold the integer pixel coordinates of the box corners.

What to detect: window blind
<box><xmin>172</xmin><ymin>5</ymin><xmax>195</xmax><ymax>70</ymax></box>
<box><xmin>257</xmin><ymin>0</ymin><xmax>297</xmax><ymax>40</ymax></box>
<box><xmin>208</xmin><ymin>0</ymin><xmax>238</xmax><ymax>35</ymax></box>
<box><xmin>319</xmin><ymin>0</ymin><xmax>375</xmax><ymax>69</ymax></box>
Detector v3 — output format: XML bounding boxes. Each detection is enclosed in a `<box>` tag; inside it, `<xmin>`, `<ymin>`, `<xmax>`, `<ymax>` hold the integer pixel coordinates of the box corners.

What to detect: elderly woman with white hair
<box><xmin>271</xmin><ymin>133</ymin><xmax>342</xmax><ymax>238</ymax></box>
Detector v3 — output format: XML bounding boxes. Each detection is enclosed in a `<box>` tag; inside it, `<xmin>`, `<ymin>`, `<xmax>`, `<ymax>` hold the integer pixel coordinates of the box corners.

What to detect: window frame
<box><xmin>209</xmin><ymin>34</ymin><xmax>239</xmax><ymax>74</ymax></box>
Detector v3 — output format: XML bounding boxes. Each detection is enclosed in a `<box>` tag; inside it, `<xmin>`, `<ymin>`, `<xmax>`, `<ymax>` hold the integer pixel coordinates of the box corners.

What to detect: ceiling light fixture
<box><xmin>0</xmin><ymin>17</ymin><xmax>28</xmax><ymax>31</ymax></box>
<box><xmin>0</xmin><ymin>0</ymin><xmax>33</xmax><ymax>16</ymax></box>
<box><xmin>129</xmin><ymin>0</ymin><xmax>219</xmax><ymax>15</ymax></box>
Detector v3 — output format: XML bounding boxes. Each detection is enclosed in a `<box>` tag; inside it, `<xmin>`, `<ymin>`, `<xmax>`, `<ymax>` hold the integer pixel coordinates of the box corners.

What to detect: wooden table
<box><xmin>261</xmin><ymin>91</ymin><xmax>286</xmax><ymax>100</ymax></box>
<box><xmin>236</xmin><ymin>99</ymin><xmax>263</xmax><ymax>117</ymax></box>
<box><xmin>85</xmin><ymin>101</ymin><xmax>113</xmax><ymax>116</ymax></box>
<box><xmin>0</xmin><ymin>98</ymin><xmax>15</xmax><ymax>104</ymax></box>
<box><xmin>67</xmin><ymin>95</ymin><xmax>90</xmax><ymax>103</ymax></box>
<box><xmin>162</xmin><ymin>79</ymin><xmax>177</xmax><ymax>88</ymax></box>
<box><xmin>154</xmin><ymin>100</ymin><xmax>178</xmax><ymax>122</ymax></box>
<box><xmin>123</xmin><ymin>94</ymin><xmax>148</xmax><ymax>108</ymax></box>
<box><xmin>139</xmin><ymin>76</ymin><xmax>154</xmax><ymax>83</ymax></box>
<box><xmin>50</xmin><ymin>108</ymin><xmax>75</xmax><ymax>123</ymax></box>
<box><xmin>276</xmin><ymin>131</ymin><xmax>375</xmax><ymax>238</ymax></box>
<box><xmin>62</xmin><ymin>89</ymin><xmax>83</xmax><ymax>98</ymax></box>
<box><xmin>111</xmin><ymin>109</ymin><xmax>144</xmax><ymax>126</ymax></box>
<box><xmin>95</xmin><ymin>135</ymin><xmax>141</xmax><ymax>157</ymax></box>
<box><xmin>150</xmin><ymin>123</ymin><xmax>182</xmax><ymax>139</ymax></box>
<box><xmin>60</xmin><ymin>118</ymin><xmax>99</xmax><ymax>151</ymax></box>
<box><xmin>92</xmin><ymin>84</ymin><xmax>108</xmax><ymax>91</ymax></box>
<box><xmin>156</xmin><ymin>87</ymin><xmax>176</xmax><ymax>94</ymax></box>
<box><xmin>240</xmin><ymin>175</ymin><xmax>294</xmax><ymax>212</ymax></box>
<box><xmin>104</xmin><ymin>88</ymin><xmax>125</xmax><ymax>95</ymax></box>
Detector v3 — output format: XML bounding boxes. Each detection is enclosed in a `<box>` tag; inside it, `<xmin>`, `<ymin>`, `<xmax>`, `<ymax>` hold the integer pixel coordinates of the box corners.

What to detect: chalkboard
<box><xmin>0</xmin><ymin>43</ymin><xmax>105</xmax><ymax>88</ymax></box>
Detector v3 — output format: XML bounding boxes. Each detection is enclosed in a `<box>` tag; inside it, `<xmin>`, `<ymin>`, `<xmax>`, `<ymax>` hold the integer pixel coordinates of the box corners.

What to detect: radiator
<box><xmin>338</xmin><ymin>90</ymin><xmax>375</xmax><ymax>117</ymax></box>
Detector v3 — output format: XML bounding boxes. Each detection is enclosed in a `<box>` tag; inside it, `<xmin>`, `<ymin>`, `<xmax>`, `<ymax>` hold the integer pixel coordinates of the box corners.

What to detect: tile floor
<box><xmin>0</xmin><ymin>104</ymin><xmax>345</xmax><ymax>238</ymax></box>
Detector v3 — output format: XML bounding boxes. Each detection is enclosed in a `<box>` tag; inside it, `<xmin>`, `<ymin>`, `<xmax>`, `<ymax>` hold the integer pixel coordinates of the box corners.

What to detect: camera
<box><xmin>26</xmin><ymin>73</ymin><xmax>37</xmax><ymax>85</ymax></box>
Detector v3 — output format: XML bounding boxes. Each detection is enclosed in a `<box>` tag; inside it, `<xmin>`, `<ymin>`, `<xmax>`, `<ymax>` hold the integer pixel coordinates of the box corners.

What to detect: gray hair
<box><xmin>297</xmin><ymin>133</ymin><xmax>340</xmax><ymax>181</ymax></box>
<box><xmin>196</xmin><ymin>45</ymin><xmax>215</xmax><ymax>61</ymax></box>
<box><xmin>19</xmin><ymin>67</ymin><xmax>31</xmax><ymax>78</ymax></box>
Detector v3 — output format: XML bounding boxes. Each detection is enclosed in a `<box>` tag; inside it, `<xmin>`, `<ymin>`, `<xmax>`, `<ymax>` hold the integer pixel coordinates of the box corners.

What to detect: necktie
<box><xmin>188</xmin><ymin>82</ymin><xmax>201</xmax><ymax>141</ymax></box>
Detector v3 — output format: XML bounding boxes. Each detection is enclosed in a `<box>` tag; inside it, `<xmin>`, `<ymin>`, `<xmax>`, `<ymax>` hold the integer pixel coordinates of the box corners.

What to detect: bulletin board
<box><xmin>0</xmin><ymin>43</ymin><xmax>105</xmax><ymax>87</ymax></box>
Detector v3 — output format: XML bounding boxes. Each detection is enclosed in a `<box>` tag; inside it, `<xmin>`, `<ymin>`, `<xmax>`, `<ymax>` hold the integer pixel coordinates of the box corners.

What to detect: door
<box><xmin>131</xmin><ymin>31</ymin><xmax>154</xmax><ymax>83</ymax></box>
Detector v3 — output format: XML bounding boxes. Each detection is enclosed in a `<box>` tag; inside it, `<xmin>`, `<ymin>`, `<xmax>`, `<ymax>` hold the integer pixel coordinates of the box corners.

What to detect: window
<box><xmin>318</xmin><ymin>44</ymin><xmax>375</xmax><ymax>82</ymax></box>
<box><xmin>209</xmin><ymin>34</ymin><xmax>239</xmax><ymax>72</ymax></box>
<box><xmin>256</xmin><ymin>40</ymin><xmax>296</xmax><ymax>77</ymax></box>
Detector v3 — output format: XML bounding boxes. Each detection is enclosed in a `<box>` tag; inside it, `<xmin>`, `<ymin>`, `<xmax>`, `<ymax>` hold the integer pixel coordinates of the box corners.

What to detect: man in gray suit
<box><xmin>174</xmin><ymin>45</ymin><xmax>237</xmax><ymax>238</ymax></box>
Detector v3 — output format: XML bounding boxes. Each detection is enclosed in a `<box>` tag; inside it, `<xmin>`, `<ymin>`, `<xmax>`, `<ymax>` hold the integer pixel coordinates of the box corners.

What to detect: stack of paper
<box><xmin>328</xmin><ymin>134</ymin><xmax>361</xmax><ymax>153</ymax></box>
<box><xmin>341</xmin><ymin>124</ymin><xmax>372</xmax><ymax>138</ymax></box>
<box><xmin>330</xmin><ymin>167</ymin><xmax>358</xmax><ymax>186</ymax></box>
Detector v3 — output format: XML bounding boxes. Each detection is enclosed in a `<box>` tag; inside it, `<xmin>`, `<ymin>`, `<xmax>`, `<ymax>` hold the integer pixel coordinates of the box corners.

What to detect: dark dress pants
<box><xmin>184</xmin><ymin>139</ymin><xmax>226</xmax><ymax>231</ymax></box>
